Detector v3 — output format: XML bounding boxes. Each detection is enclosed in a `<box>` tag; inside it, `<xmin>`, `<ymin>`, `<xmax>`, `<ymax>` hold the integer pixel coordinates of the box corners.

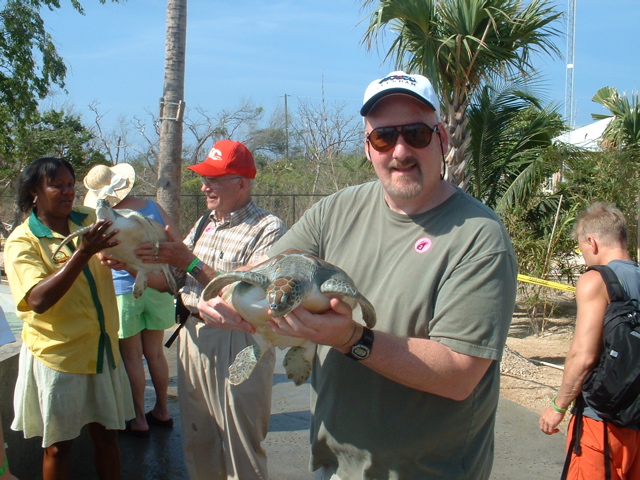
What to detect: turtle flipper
<box><xmin>228</xmin><ymin>335</ymin><xmax>269</xmax><ymax>385</ymax></box>
<box><xmin>283</xmin><ymin>342</ymin><xmax>316</xmax><ymax>386</ymax></box>
<box><xmin>201</xmin><ymin>271</ymin><xmax>270</xmax><ymax>301</ymax></box>
<box><xmin>320</xmin><ymin>278</ymin><xmax>377</xmax><ymax>328</ymax></box>
<box><xmin>52</xmin><ymin>226</ymin><xmax>92</xmax><ymax>260</ymax></box>
<box><xmin>132</xmin><ymin>271</ymin><xmax>148</xmax><ymax>299</ymax></box>
<box><xmin>161</xmin><ymin>265</ymin><xmax>178</xmax><ymax>295</ymax></box>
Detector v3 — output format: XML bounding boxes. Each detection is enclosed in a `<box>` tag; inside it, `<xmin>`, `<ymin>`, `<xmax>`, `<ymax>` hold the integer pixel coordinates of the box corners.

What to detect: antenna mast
<box><xmin>564</xmin><ymin>0</ymin><xmax>577</xmax><ymax>128</ymax></box>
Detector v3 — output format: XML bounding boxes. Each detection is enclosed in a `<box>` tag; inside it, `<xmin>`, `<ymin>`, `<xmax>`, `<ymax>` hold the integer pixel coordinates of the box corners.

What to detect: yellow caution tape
<box><xmin>517</xmin><ymin>274</ymin><xmax>576</xmax><ymax>293</ymax></box>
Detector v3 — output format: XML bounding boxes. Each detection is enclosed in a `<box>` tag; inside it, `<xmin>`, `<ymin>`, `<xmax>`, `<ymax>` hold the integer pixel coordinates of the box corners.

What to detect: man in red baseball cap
<box><xmin>136</xmin><ymin>139</ymin><xmax>286</xmax><ymax>480</ymax></box>
<box><xmin>188</xmin><ymin>139</ymin><xmax>257</xmax><ymax>179</ymax></box>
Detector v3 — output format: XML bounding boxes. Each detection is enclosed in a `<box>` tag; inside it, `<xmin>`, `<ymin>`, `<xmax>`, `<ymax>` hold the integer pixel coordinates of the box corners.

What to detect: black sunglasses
<box><xmin>366</xmin><ymin>123</ymin><xmax>439</xmax><ymax>153</ymax></box>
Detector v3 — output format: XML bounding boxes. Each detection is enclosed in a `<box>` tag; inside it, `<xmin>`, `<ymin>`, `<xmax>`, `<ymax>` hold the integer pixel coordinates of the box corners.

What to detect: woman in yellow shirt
<box><xmin>4</xmin><ymin>157</ymin><xmax>134</xmax><ymax>480</ymax></box>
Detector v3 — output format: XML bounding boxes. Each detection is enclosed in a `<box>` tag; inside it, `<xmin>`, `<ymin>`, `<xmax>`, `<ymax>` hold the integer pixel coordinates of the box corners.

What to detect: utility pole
<box><xmin>284</xmin><ymin>93</ymin><xmax>289</xmax><ymax>161</ymax></box>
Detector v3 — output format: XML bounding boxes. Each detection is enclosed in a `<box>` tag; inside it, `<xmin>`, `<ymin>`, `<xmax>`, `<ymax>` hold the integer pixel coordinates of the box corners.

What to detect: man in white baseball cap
<box><xmin>201</xmin><ymin>71</ymin><xmax>517</xmax><ymax>478</ymax></box>
<box><xmin>360</xmin><ymin>70</ymin><xmax>441</xmax><ymax>119</ymax></box>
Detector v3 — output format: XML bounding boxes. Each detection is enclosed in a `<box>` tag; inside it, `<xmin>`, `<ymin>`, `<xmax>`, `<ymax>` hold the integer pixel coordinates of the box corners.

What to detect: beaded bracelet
<box><xmin>551</xmin><ymin>394</ymin><xmax>567</xmax><ymax>413</ymax></box>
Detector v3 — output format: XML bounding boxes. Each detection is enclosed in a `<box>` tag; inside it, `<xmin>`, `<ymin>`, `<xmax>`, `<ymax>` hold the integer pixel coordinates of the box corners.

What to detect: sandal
<box><xmin>121</xmin><ymin>420</ymin><xmax>150</xmax><ymax>438</ymax></box>
<box><xmin>145</xmin><ymin>411</ymin><xmax>174</xmax><ymax>428</ymax></box>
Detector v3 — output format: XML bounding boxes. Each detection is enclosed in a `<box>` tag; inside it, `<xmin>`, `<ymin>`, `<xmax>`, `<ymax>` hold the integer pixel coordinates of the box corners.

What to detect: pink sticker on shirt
<box><xmin>414</xmin><ymin>237</ymin><xmax>432</xmax><ymax>253</ymax></box>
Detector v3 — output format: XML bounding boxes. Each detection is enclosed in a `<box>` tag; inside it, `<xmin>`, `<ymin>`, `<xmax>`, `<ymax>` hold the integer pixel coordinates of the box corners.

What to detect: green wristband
<box><xmin>551</xmin><ymin>395</ymin><xmax>567</xmax><ymax>413</ymax></box>
<box><xmin>185</xmin><ymin>257</ymin><xmax>201</xmax><ymax>274</ymax></box>
<box><xmin>0</xmin><ymin>456</ymin><xmax>8</xmax><ymax>476</ymax></box>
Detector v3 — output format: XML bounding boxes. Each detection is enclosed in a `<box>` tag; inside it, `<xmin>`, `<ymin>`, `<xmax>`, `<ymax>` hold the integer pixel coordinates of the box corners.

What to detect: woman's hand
<box><xmin>99</xmin><ymin>253</ymin><xmax>125</xmax><ymax>269</ymax></box>
<box><xmin>78</xmin><ymin>219</ymin><xmax>119</xmax><ymax>256</ymax></box>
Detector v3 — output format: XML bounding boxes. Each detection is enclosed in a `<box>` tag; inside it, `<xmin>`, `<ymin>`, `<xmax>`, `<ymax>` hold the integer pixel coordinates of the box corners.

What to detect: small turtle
<box><xmin>52</xmin><ymin>198</ymin><xmax>177</xmax><ymax>298</ymax></box>
<box><xmin>201</xmin><ymin>250</ymin><xmax>376</xmax><ymax>386</ymax></box>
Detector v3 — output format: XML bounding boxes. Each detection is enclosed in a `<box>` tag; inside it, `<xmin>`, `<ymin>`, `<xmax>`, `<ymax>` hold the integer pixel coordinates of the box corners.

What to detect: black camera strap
<box><xmin>165</xmin><ymin>211</ymin><xmax>211</xmax><ymax>348</ymax></box>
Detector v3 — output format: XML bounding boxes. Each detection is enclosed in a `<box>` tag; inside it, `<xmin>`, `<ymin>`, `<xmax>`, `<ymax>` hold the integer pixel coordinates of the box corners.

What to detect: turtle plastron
<box><xmin>52</xmin><ymin>199</ymin><xmax>177</xmax><ymax>298</ymax></box>
<box><xmin>201</xmin><ymin>251</ymin><xmax>377</xmax><ymax>386</ymax></box>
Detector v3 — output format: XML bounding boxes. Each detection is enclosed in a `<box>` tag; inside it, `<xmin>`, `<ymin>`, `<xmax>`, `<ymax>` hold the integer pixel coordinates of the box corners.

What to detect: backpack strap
<box><xmin>586</xmin><ymin>265</ymin><xmax>627</xmax><ymax>303</ymax></box>
<box><xmin>193</xmin><ymin>211</ymin><xmax>212</xmax><ymax>244</ymax></box>
<box><xmin>561</xmin><ymin>397</ymin><xmax>585</xmax><ymax>480</ymax></box>
<box><xmin>165</xmin><ymin>212</ymin><xmax>212</xmax><ymax>348</ymax></box>
<box><xmin>603</xmin><ymin>419</ymin><xmax>612</xmax><ymax>480</ymax></box>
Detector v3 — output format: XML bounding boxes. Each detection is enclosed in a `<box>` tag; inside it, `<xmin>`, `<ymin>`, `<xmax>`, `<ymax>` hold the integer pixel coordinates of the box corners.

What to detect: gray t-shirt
<box><xmin>270</xmin><ymin>181</ymin><xmax>518</xmax><ymax>479</ymax></box>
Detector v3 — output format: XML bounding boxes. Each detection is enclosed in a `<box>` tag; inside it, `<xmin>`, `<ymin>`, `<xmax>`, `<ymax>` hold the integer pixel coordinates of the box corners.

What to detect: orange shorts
<box><xmin>565</xmin><ymin>415</ymin><xmax>640</xmax><ymax>480</ymax></box>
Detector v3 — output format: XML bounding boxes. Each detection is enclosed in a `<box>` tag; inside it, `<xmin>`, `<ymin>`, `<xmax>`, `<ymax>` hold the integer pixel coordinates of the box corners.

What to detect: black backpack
<box><xmin>581</xmin><ymin>264</ymin><xmax>640</xmax><ymax>426</ymax></box>
<box><xmin>562</xmin><ymin>264</ymin><xmax>640</xmax><ymax>479</ymax></box>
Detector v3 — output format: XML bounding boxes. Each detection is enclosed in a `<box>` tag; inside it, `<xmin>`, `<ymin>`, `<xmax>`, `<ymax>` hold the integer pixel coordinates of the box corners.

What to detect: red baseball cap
<box><xmin>188</xmin><ymin>140</ymin><xmax>256</xmax><ymax>179</ymax></box>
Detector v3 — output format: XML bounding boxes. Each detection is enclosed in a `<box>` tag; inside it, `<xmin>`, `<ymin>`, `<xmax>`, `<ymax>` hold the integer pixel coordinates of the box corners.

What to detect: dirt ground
<box><xmin>500</xmin><ymin>291</ymin><xmax>576</xmax><ymax>432</ymax></box>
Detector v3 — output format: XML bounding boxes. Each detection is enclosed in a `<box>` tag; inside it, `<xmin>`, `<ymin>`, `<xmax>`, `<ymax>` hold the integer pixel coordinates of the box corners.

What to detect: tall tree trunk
<box><xmin>443</xmin><ymin>93</ymin><xmax>472</xmax><ymax>191</ymax></box>
<box><xmin>157</xmin><ymin>0</ymin><xmax>187</xmax><ymax>224</ymax></box>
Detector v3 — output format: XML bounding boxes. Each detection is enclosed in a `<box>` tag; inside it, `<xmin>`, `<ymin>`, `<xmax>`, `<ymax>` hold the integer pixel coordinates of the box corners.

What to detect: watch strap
<box><xmin>345</xmin><ymin>326</ymin><xmax>374</xmax><ymax>361</ymax></box>
<box><xmin>185</xmin><ymin>257</ymin><xmax>202</xmax><ymax>273</ymax></box>
<box><xmin>188</xmin><ymin>260</ymin><xmax>205</xmax><ymax>277</ymax></box>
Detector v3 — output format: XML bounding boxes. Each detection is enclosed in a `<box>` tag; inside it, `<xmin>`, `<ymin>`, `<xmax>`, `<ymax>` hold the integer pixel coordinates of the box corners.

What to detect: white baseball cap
<box><xmin>360</xmin><ymin>71</ymin><xmax>440</xmax><ymax>119</ymax></box>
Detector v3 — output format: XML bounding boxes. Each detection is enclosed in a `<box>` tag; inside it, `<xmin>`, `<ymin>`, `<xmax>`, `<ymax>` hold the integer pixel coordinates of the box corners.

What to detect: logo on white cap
<box><xmin>208</xmin><ymin>147</ymin><xmax>223</xmax><ymax>161</ymax></box>
<box><xmin>378</xmin><ymin>73</ymin><xmax>417</xmax><ymax>88</ymax></box>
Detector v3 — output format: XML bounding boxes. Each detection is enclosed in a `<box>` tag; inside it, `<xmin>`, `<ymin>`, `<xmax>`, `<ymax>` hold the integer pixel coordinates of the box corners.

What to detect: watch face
<box><xmin>352</xmin><ymin>344</ymin><xmax>370</xmax><ymax>359</ymax></box>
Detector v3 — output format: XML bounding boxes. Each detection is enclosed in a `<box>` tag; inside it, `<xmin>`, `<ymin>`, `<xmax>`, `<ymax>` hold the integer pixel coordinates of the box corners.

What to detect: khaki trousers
<box><xmin>178</xmin><ymin>316</ymin><xmax>275</xmax><ymax>480</ymax></box>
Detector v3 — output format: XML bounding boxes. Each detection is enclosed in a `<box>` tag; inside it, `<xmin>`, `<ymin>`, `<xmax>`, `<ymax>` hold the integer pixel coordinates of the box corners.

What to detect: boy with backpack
<box><xmin>539</xmin><ymin>201</ymin><xmax>640</xmax><ymax>479</ymax></box>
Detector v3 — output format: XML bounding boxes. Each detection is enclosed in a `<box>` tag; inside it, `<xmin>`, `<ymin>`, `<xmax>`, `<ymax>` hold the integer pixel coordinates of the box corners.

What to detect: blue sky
<box><xmin>40</xmin><ymin>0</ymin><xmax>639</xmax><ymax>139</ymax></box>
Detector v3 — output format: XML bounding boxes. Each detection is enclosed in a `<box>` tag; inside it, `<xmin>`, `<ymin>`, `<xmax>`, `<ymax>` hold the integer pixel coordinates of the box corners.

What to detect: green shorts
<box><xmin>117</xmin><ymin>288</ymin><xmax>176</xmax><ymax>339</ymax></box>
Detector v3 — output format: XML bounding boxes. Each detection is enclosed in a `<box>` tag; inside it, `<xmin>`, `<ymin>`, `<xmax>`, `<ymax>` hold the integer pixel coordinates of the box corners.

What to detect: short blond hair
<box><xmin>572</xmin><ymin>201</ymin><xmax>628</xmax><ymax>248</ymax></box>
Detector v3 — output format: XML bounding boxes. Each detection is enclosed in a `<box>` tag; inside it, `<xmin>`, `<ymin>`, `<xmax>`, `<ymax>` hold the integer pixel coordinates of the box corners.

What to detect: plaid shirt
<box><xmin>180</xmin><ymin>200</ymin><xmax>286</xmax><ymax>311</ymax></box>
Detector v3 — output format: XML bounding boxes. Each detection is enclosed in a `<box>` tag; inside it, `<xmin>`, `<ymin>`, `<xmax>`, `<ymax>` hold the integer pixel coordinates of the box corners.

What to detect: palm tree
<box><xmin>157</xmin><ymin>0</ymin><xmax>188</xmax><ymax>224</ymax></box>
<box><xmin>466</xmin><ymin>76</ymin><xmax>564</xmax><ymax>211</ymax></box>
<box><xmin>591</xmin><ymin>86</ymin><xmax>640</xmax><ymax>149</ymax></box>
<box><xmin>361</xmin><ymin>0</ymin><xmax>562</xmax><ymax>189</ymax></box>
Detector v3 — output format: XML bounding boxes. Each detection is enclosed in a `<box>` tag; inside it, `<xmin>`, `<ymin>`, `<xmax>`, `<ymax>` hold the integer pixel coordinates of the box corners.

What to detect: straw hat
<box><xmin>83</xmin><ymin>163</ymin><xmax>136</xmax><ymax>208</ymax></box>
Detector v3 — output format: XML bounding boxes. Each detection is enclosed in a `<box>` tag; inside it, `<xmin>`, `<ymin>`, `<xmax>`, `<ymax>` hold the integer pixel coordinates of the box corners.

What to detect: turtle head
<box><xmin>266</xmin><ymin>276</ymin><xmax>303</xmax><ymax>317</ymax></box>
<box><xmin>95</xmin><ymin>198</ymin><xmax>116</xmax><ymax>222</ymax></box>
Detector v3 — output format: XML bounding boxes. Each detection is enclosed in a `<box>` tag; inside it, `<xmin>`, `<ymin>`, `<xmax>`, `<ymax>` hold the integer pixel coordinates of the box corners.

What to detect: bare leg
<box><xmin>43</xmin><ymin>439</ymin><xmax>73</xmax><ymax>480</ymax></box>
<box><xmin>118</xmin><ymin>334</ymin><xmax>148</xmax><ymax>431</ymax></box>
<box><xmin>141</xmin><ymin>329</ymin><xmax>171</xmax><ymax>421</ymax></box>
<box><xmin>0</xmin><ymin>417</ymin><xmax>18</xmax><ymax>480</ymax></box>
<box><xmin>88</xmin><ymin>423</ymin><xmax>120</xmax><ymax>480</ymax></box>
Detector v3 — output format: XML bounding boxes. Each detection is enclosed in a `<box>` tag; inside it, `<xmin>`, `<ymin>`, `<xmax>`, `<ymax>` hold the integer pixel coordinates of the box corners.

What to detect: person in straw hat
<box><xmin>84</xmin><ymin>163</ymin><xmax>180</xmax><ymax>438</ymax></box>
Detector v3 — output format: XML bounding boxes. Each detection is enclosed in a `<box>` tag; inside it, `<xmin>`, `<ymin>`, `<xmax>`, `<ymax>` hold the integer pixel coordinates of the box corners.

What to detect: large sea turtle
<box><xmin>52</xmin><ymin>198</ymin><xmax>177</xmax><ymax>298</ymax></box>
<box><xmin>201</xmin><ymin>251</ymin><xmax>376</xmax><ymax>386</ymax></box>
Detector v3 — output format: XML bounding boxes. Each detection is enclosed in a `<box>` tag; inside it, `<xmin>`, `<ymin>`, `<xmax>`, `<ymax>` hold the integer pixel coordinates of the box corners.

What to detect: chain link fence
<box><xmin>143</xmin><ymin>193</ymin><xmax>327</xmax><ymax>234</ymax></box>
<box><xmin>1</xmin><ymin>193</ymin><xmax>328</xmax><ymax>237</ymax></box>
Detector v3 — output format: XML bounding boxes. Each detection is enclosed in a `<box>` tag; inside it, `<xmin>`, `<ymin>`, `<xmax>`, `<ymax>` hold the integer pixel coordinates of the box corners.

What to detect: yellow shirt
<box><xmin>4</xmin><ymin>206</ymin><xmax>121</xmax><ymax>374</ymax></box>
